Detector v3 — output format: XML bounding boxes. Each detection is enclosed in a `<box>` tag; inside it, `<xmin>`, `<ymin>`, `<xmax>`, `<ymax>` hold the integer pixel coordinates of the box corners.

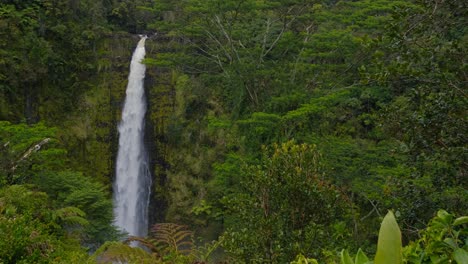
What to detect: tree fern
<box><xmin>191</xmin><ymin>239</ymin><xmax>223</xmax><ymax>263</ymax></box>
<box><xmin>150</xmin><ymin>223</ymin><xmax>194</xmax><ymax>256</ymax></box>
<box><xmin>95</xmin><ymin>223</ymin><xmax>194</xmax><ymax>263</ymax></box>
<box><xmin>126</xmin><ymin>236</ymin><xmax>160</xmax><ymax>256</ymax></box>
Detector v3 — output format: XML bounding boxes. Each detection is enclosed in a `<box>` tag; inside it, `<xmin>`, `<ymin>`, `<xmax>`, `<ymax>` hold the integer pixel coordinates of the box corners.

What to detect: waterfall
<box><xmin>114</xmin><ymin>36</ymin><xmax>151</xmax><ymax>239</ymax></box>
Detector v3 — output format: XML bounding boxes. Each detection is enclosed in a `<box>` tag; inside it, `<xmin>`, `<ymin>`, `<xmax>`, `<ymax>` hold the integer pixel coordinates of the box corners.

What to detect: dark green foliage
<box><xmin>109</xmin><ymin>0</ymin><xmax>157</xmax><ymax>32</ymax></box>
<box><xmin>361</xmin><ymin>0</ymin><xmax>468</xmax><ymax>233</ymax></box>
<box><xmin>0</xmin><ymin>0</ymin><xmax>466</xmax><ymax>262</ymax></box>
<box><xmin>32</xmin><ymin>171</ymin><xmax>118</xmax><ymax>249</ymax></box>
<box><xmin>142</xmin><ymin>0</ymin><xmax>466</xmax><ymax>261</ymax></box>
<box><xmin>0</xmin><ymin>121</ymin><xmax>117</xmax><ymax>254</ymax></box>
<box><xmin>0</xmin><ymin>1</ymin><xmax>101</xmax><ymax>123</ymax></box>
<box><xmin>221</xmin><ymin>141</ymin><xmax>352</xmax><ymax>262</ymax></box>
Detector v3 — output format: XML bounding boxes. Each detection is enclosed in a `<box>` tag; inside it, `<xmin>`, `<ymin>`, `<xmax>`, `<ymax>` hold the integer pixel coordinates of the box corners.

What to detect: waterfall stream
<box><xmin>114</xmin><ymin>36</ymin><xmax>151</xmax><ymax>239</ymax></box>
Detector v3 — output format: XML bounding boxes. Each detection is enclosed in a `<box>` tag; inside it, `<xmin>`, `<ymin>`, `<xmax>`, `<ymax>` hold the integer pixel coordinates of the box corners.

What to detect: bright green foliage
<box><xmin>238</xmin><ymin>112</ymin><xmax>282</xmax><ymax>148</ymax></box>
<box><xmin>0</xmin><ymin>185</ymin><xmax>91</xmax><ymax>263</ymax></box>
<box><xmin>341</xmin><ymin>249</ymin><xmax>354</xmax><ymax>264</ymax></box>
<box><xmin>0</xmin><ymin>121</ymin><xmax>61</xmax><ymax>185</ymax></box>
<box><xmin>0</xmin><ymin>121</ymin><xmax>117</xmax><ymax>253</ymax></box>
<box><xmin>314</xmin><ymin>210</ymin><xmax>467</xmax><ymax>264</ymax></box>
<box><xmin>375</xmin><ymin>211</ymin><xmax>402</xmax><ymax>264</ymax></box>
<box><xmin>404</xmin><ymin>210</ymin><xmax>468</xmax><ymax>263</ymax></box>
<box><xmin>341</xmin><ymin>249</ymin><xmax>373</xmax><ymax>264</ymax></box>
<box><xmin>354</xmin><ymin>249</ymin><xmax>370</xmax><ymax>264</ymax></box>
<box><xmin>311</xmin><ymin>210</ymin><xmax>467</xmax><ymax>264</ymax></box>
<box><xmin>340</xmin><ymin>249</ymin><xmax>371</xmax><ymax>264</ymax></box>
<box><xmin>291</xmin><ymin>254</ymin><xmax>319</xmax><ymax>264</ymax></box>
<box><xmin>340</xmin><ymin>211</ymin><xmax>401</xmax><ymax>264</ymax></box>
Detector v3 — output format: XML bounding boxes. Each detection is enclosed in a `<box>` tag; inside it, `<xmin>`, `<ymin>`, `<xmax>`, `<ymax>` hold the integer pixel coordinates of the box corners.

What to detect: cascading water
<box><xmin>114</xmin><ymin>36</ymin><xmax>152</xmax><ymax>239</ymax></box>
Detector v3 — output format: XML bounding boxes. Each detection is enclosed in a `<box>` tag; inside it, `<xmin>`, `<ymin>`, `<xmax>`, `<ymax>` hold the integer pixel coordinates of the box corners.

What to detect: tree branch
<box><xmin>11</xmin><ymin>138</ymin><xmax>50</xmax><ymax>172</ymax></box>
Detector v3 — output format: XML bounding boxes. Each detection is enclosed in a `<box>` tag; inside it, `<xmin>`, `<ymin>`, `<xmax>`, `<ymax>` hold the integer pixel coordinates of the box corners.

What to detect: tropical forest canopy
<box><xmin>0</xmin><ymin>0</ymin><xmax>466</xmax><ymax>263</ymax></box>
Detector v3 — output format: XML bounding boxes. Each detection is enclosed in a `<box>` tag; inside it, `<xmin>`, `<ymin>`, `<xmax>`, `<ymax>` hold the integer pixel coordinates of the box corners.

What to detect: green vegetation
<box><xmin>0</xmin><ymin>0</ymin><xmax>466</xmax><ymax>263</ymax></box>
<box><xmin>0</xmin><ymin>121</ymin><xmax>116</xmax><ymax>263</ymax></box>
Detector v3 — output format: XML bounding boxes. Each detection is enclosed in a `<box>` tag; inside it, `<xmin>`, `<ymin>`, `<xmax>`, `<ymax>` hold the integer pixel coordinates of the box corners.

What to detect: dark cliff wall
<box><xmin>62</xmin><ymin>33</ymin><xmax>175</xmax><ymax>228</ymax></box>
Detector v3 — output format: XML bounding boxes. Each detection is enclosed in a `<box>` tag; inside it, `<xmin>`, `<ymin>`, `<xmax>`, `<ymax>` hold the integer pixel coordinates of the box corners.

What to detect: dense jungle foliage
<box><xmin>0</xmin><ymin>0</ymin><xmax>466</xmax><ymax>263</ymax></box>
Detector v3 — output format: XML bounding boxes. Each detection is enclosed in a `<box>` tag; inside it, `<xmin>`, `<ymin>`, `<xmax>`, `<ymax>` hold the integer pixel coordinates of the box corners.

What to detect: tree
<box><xmin>363</xmin><ymin>0</ymin><xmax>467</xmax><ymax>231</ymax></box>
<box><xmin>32</xmin><ymin>171</ymin><xmax>118</xmax><ymax>250</ymax></box>
<box><xmin>0</xmin><ymin>185</ymin><xmax>91</xmax><ymax>263</ymax></box>
<box><xmin>0</xmin><ymin>121</ymin><xmax>118</xmax><ymax>250</ymax></box>
<box><xmin>221</xmin><ymin>141</ymin><xmax>351</xmax><ymax>262</ymax></box>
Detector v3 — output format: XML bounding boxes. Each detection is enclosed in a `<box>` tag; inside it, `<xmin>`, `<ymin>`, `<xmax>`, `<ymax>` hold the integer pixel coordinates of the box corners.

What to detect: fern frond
<box><xmin>150</xmin><ymin>223</ymin><xmax>194</xmax><ymax>255</ymax></box>
<box><xmin>191</xmin><ymin>238</ymin><xmax>223</xmax><ymax>262</ymax></box>
<box><xmin>126</xmin><ymin>236</ymin><xmax>160</xmax><ymax>255</ymax></box>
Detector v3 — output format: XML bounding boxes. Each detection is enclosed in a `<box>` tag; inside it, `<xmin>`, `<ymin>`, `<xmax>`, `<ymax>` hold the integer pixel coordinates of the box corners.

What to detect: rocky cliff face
<box><xmin>63</xmin><ymin>32</ymin><xmax>176</xmax><ymax>227</ymax></box>
<box><xmin>145</xmin><ymin>33</ymin><xmax>176</xmax><ymax>226</ymax></box>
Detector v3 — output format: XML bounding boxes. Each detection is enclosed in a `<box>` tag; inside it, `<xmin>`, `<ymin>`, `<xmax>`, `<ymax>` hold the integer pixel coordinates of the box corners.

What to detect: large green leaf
<box><xmin>453</xmin><ymin>248</ymin><xmax>468</xmax><ymax>264</ymax></box>
<box><xmin>355</xmin><ymin>248</ymin><xmax>370</xmax><ymax>264</ymax></box>
<box><xmin>453</xmin><ymin>216</ymin><xmax>468</xmax><ymax>226</ymax></box>
<box><xmin>375</xmin><ymin>211</ymin><xmax>402</xmax><ymax>264</ymax></box>
<box><xmin>341</xmin><ymin>249</ymin><xmax>354</xmax><ymax>264</ymax></box>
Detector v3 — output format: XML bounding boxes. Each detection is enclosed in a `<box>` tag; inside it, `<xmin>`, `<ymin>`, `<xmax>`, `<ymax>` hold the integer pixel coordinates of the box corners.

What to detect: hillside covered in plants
<box><xmin>0</xmin><ymin>0</ymin><xmax>466</xmax><ymax>263</ymax></box>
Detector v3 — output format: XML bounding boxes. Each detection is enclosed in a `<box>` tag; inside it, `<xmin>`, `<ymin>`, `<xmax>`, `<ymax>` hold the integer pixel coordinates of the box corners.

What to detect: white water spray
<box><xmin>114</xmin><ymin>36</ymin><xmax>151</xmax><ymax>238</ymax></box>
